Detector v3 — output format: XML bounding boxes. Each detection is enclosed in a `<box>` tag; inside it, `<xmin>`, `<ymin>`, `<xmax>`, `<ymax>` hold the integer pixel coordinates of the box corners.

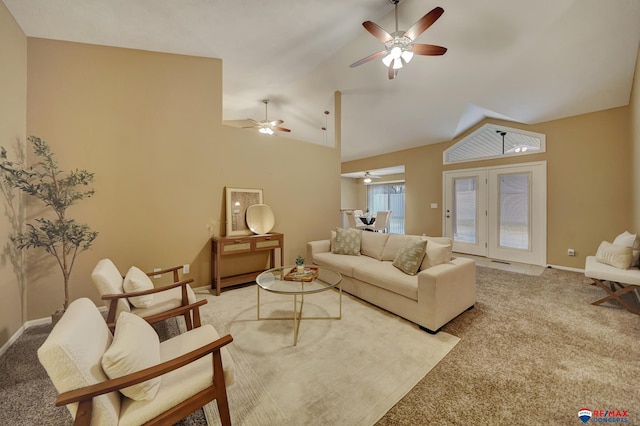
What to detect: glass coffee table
<box><xmin>255</xmin><ymin>265</ymin><xmax>342</xmax><ymax>346</ymax></box>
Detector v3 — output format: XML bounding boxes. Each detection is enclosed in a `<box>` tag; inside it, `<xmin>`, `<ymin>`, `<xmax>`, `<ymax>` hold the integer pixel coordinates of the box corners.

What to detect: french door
<box><xmin>443</xmin><ymin>162</ymin><xmax>546</xmax><ymax>266</ymax></box>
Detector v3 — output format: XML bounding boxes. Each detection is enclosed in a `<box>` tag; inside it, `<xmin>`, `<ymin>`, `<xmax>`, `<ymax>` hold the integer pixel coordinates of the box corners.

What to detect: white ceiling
<box><xmin>4</xmin><ymin>0</ymin><xmax>640</xmax><ymax>162</ymax></box>
<box><xmin>342</xmin><ymin>166</ymin><xmax>406</xmax><ymax>179</ymax></box>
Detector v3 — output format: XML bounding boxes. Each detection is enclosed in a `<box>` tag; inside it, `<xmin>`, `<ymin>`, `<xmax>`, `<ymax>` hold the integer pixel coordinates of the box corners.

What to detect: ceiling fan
<box><xmin>350</xmin><ymin>0</ymin><xmax>447</xmax><ymax>80</ymax></box>
<box><xmin>242</xmin><ymin>99</ymin><xmax>291</xmax><ymax>135</ymax></box>
<box><xmin>363</xmin><ymin>171</ymin><xmax>381</xmax><ymax>183</ymax></box>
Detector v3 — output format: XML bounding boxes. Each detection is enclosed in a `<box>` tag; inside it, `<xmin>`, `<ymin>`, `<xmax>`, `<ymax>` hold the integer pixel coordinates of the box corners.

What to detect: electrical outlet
<box><xmin>567</xmin><ymin>248</ymin><xmax>575</xmax><ymax>256</ymax></box>
<box><xmin>183</xmin><ymin>264</ymin><xmax>190</xmax><ymax>274</ymax></box>
<box><xmin>153</xmin><ymin>268</ymin><xmax>161</xmax><ymax>279</ymax></box>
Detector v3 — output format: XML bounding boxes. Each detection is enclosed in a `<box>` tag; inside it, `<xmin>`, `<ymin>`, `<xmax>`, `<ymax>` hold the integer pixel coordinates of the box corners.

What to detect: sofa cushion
<box><xmin>313</xmin><ymin>252</ymin><xmax>380</xmax><ymax>277</ymax></box>
<box><xmin>361</xmin><ymin>231</ymin><xmax>389</xmax><ymax>260</ymax></box>
<box><xmin>596</xmin><ymin>241</ymin><xmax>632</xmax><ymax>270</ymax></box>
<box><xmin>420</xmin><ymin>240</ymin><xmax>453</xmax><ymax>270</ymax></box>
<box><xmin>382</xmin><ymin>234</ymin><xmax>420</xmax><ymax>261</ymax></box>
<box><xmin>353</xmin><ymin>262</ymin><xmax>419</xmax><ymax>301</ymax></box>
<box><xmin>123</xmin><ymin>266</ymin><xmax>155</xmax><ymax>308</ymax></box>
<box><xmin>423</xmin><ymin>236</ymin><xmax>453</xmax><ymax>246</ymax></box>
<box><xmin>101</xmin><ymin>312</ymin><xmax>161</xmax><ymax>401</ymax></box>
<box><xmin>332</xmin><ymin>228</ymin><xmax>362</xmax><ymax>256</ymax></box>
<box><xmin>393</xmin><ymin>239</ymin><xmax>427</xmax><ymax>275</ymax></box>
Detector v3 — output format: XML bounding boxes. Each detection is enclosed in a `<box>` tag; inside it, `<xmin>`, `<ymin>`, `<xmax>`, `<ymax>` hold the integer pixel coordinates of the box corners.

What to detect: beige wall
<box><xmin>340</xmin><ymin>177</ymin><xmax>359</xmax><ymax>210</ymax></box>
<box><xmin>0</xmin><ymin>3</ymin><xmax>27</xmax><ymax>348</ymax></box>
<box><xmin>25</xmin><ymin>38</ymin><xmax>341</xmax><ymax>320</ymax></box>
<box><xmin>343</xmin><ymin>106</ymin><xmax>633</xmax><ymax>269</ymax></box>
<box><xmin>631</xmin><ymin>43</ymin><xmax>640</xmax><ymax>231</ymax></box>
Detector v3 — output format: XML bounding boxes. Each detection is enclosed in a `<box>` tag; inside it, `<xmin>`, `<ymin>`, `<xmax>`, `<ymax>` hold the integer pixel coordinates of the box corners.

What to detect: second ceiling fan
<box><xmin>243</xmin><ymin>99</ymin><xmax>291</xmax><ymax>135</ymax></box>
<box><xmin>350</xmin><ymin>0</ymin><xmax>447</xmax><ymax>80</ymax></box>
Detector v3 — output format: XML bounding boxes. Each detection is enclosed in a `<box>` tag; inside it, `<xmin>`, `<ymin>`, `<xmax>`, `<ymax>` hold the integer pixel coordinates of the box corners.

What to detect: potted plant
<box><xmin>295</xmin><ymin>255</ymin><xmax>305</xmax><ymax>273</ymax></box>
<box><xmin>0</xmin><ymin>136</ymin><xmax>98</xmax><ymax>322</ymax></box>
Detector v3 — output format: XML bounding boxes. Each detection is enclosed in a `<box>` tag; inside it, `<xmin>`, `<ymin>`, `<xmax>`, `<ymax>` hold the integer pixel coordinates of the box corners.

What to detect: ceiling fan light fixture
<box><xmin>390</xmin><ymin>46</ymin><xmax>402</xmax><ymax>59</ymax></box>
<box><xmin>363</xmin><ymin>177</ymin><xmax>372</xmax><ymax>183</ymax></box>
<box><xmin>259</xmin><ymin>125</ymin><xmax>274</xmax><ymax>135</ymax></box>
<box><xmin>393</xmin><ymin>58</ymin><xmax>403</xmax><ymax>69</ymax></box>
<box><xmin>382</xmin><ymin>54</ymin><xmax>393</xmax><ymax>67</ymax></box>
<box><xmin>401</xmin><ymin>49</ymin><xmax>413</xmax><ymax>63</ymax></box>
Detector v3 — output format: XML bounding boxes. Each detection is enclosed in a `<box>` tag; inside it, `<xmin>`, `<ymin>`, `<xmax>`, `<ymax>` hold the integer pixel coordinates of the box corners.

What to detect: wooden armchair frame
<box><xmin>56</xmin><ymin>334</ymin><xmax>234</xmax><ymax>426</ymax></box>
<box><xmin>101</xmin><ymin>265</ymin><xmax>206</xmax><ymax>331</ymax></box>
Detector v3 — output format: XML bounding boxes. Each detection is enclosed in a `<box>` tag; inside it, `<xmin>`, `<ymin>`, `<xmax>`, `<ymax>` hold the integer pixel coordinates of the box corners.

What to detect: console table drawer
<box><xmin>255</xmin><ymin>238</ymin><xmax>281</xmax><ymax>250</ymax></box>
<box><xmin>221</xmin><ymin>240</ymin><xmax>252</xmax><ymax>254</ymax></box>
<box><xmin>211</xmin><ymin>232</ymin><xmax>284</xmax><ymax>296</ymax></box>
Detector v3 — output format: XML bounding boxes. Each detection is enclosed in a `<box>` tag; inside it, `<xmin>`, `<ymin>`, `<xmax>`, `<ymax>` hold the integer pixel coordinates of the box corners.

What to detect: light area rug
<box><xmin>192</xmin><ymin>285</ymin><xmax>459</xmax><ymax>426</ymax></box>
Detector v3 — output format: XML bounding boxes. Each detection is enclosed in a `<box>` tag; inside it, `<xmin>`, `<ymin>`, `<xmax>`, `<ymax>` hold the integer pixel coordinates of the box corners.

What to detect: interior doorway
<box><xmin>443</xmin><ymin>162</ymin><xmax>547</xmax><ymax>266</ymax></box>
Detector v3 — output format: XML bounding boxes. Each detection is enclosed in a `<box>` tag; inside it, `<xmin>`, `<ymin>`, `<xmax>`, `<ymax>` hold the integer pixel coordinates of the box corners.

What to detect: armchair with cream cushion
<box><xmin>91</xmin><ymin>258</ymin><xmax>207</xmax><ymax>331</ymax></box>
<box><xmin>37</xmin><ymin>298</ymin><xmax>235</xmax><ymax>426</ymax></box>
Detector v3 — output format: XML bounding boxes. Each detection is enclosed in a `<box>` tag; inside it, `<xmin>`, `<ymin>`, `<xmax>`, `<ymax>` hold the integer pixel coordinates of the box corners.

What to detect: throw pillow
<box><xmin>393</xmin><ymin>239</ymin><xmax>427</xmax><ymax>275</ymax></box>
<box><xmin>101</xmin><ymin>312</ymin><xmax>161</xmax><ymax>401</ymax></box>
<box><xmin>332</xmin><ymin>228</ymin><xmax>362</xmax><ymax>256</ymax></box>
<box><xmin>420</xmin><ymin>240</ymin><xmax>453</xmax><ymax>271</ymax></box>
<box><xmin>596</xmin><ymin>241</ymin><xmax>632</xmax><ymax>270</ymax></box>
<box><xmin>613</xmin><ymin>231</ymin><xmax>640</xmax><ymax>267</ymax></box>
<box><xmin>123</xmin><ymin>266</ymin><xmax>154</xmax><ymax>308</ymax></box>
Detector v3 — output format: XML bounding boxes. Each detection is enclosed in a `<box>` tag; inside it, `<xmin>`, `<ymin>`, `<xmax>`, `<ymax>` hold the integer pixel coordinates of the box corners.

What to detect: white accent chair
<box><xmin>91</xmin><ymin>259</ymin><xmax>207</xmax><ymax>331</ymax></box>
<box><xmin>38</xmin><ymin>298</ymin><xmax>235</xmax><ymax>425</ymax></box>
<box><xmin>366</xmin><ymin>210</ymin><xmax>392</xmax><ymax>233</ymax></box>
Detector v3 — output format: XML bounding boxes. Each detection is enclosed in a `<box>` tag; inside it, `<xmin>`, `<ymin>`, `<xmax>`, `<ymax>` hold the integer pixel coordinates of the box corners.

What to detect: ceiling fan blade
<box><xmin>273</xmin><ymin>126</ymin><xmax>291</xmax><ymax>133</ymax></box>
<box><xmin>405</xmin><ymin>7</ymin><xmax>444</xmax><ymax>41</ymax></box>
<box><xmin>350</xmin><ymin>51</ymin><xmax>387</xmax><ymax>68</ymax></box>
<box><xmin>269</xmin><ymin>119</ymin><xmax>284</xmax><ymax>126</ymax></box>
<box><xmin>412</xmin><ymin>44</ymin><xmax>447</xmax><ymax>56</ymax></box>
<box><xmin>388</xmin><ymin>63</ymin><xmax>395</xmax><ymax>80</ymax></box>
<box><xmin>362</xmin><ymin>21</ymin><xmax>393</xmax><ymax>43</ymax></box>
<box><xmin>241</xmin><ymin>125</ymin><xmax>260</xmax><ymax>129</ymax></box>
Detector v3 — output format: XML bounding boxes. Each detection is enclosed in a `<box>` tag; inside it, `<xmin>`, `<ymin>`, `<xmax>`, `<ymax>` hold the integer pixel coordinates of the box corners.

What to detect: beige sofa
<box><xmin>307</xmin><ymin>230</ymin><xmax>476</xmax><ymax>333</ymax></box>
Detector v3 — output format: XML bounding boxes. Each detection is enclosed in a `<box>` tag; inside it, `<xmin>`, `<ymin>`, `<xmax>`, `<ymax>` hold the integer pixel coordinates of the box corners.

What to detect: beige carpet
<box><xmin>376</xmin><ymin>266</ymin><xmax>640</xmax><ymax>425</ymax></box>
<box><xmin>192</xmin><ymin>285</ymin><xmax>459</xmax><ymax>426</ymax></box>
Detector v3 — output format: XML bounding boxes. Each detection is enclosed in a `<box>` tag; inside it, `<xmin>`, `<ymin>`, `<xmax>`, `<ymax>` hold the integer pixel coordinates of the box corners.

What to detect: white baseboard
<box><xmin>0</xmin><ymin>324</ymin><xmax>26</xmax><ymax>358</ymax></box>
<box><xmin>547</xmin><ymin>264</ymin><xmax>585</xmax><ymax>273</ymax></box>
<box><xmin>0</xmin><ymin>305</ymin><xmax>108</xmax><ymax>358</ymax></box>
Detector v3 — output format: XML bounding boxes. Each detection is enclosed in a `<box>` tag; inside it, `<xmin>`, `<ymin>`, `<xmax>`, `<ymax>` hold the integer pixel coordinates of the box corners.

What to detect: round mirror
<box><xmin>246</xmin><ymin>204</ymin><xmax>275</xmax><ymax>234</ymax></box>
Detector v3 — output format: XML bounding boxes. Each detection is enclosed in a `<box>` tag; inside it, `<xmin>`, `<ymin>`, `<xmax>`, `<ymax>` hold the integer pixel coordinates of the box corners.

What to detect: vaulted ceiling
<box><xmin>4</xmin><ymin>0</ymin><xmax>640</xmax><ymax>161</ymax></box>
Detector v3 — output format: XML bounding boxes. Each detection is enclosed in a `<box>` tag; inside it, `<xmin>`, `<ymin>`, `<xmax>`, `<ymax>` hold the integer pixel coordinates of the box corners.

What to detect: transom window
<box><xmin>444</xmin><ymin>124</ymin><xmax>545</xmax><ymax>165</ymax></box>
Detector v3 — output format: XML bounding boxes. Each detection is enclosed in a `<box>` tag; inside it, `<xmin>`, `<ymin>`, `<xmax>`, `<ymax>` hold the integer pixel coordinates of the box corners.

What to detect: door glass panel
<box><xmin>498</xmin><ymin>173</ymin><xmax>530</xmax><ymax>249</ymax></box>
<box><xmin>453</xmin><ymin>177</ymin><xmax>477</xmax><ymax>243</ymax></box>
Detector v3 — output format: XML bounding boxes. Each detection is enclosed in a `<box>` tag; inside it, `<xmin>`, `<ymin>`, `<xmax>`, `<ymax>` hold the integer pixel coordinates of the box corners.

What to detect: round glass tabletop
<box><xmin>256</xmin><ymin>265</ymin><xmax>342</xmax><ymax>295</ymax></box>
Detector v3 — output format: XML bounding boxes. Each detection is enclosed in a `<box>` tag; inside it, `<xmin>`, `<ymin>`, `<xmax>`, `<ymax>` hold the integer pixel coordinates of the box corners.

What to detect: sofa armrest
<box><xmin>417</xmin><ymin>257</ymin><xmax>476</xmax><ymax>331</ymax></box>
<box><xmin>307</xmin><ymin>239</ymin><xmax>331</xmax><ymax>261</ymax></box>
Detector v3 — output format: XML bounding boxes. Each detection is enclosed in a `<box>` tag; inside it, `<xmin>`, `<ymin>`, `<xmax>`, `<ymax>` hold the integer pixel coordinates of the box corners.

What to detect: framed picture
<box><xmin>225</xmin><ymin>187</ymin><xmax>263</xmax><ymax>236</ymax></box>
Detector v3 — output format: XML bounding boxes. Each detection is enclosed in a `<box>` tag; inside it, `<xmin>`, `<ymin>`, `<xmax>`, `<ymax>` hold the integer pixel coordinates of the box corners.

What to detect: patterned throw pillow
<box><xmin>332</xmin><ymin>227</ymin><xmax>362</xmax><ymax>256</ymax></box>
<box><xmin>393</xmin><ymin>239</ymin><xmax>427</xmax><ymax>275</ymax></box>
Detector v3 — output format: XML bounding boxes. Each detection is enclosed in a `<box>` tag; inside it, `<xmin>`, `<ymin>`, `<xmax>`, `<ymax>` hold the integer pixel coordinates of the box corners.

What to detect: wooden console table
<box><xmin>211</xmin><ymin>232</ymin><xmax>284</xmax><ymax>295</ymax></box>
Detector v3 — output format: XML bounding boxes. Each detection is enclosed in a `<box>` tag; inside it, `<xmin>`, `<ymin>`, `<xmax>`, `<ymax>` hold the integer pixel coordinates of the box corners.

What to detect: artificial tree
<box><xmin>0</xmin><ymin>136</ymin><xmax>98</xmax><ymax>313</ymax></box>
